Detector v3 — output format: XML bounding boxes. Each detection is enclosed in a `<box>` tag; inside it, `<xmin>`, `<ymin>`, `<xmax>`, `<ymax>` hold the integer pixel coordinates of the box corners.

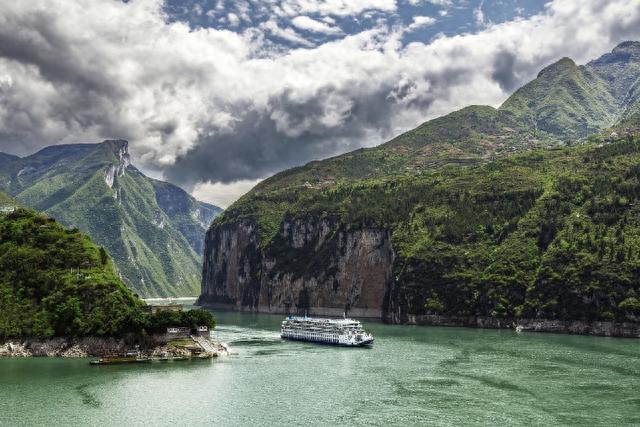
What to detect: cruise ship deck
<box><xmin>281</xmin><ymin>316</ymin><xmax>374</xmax><ymax>347</ymax></box>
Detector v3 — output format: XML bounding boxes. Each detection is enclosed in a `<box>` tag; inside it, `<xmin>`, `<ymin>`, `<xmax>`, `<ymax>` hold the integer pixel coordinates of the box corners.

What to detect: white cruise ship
<box><xmin>281</xmin><ymin>316</ymin><xmax>374</xmax><ymax>347</ymax></box>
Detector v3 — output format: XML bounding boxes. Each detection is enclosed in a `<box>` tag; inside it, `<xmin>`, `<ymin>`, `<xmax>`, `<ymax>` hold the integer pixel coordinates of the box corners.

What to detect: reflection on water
<box><xmin>75</xmin><ymin>384</ymin><xmax>101</xmax><ymax>408</ymax></box>
<box><xmin>0</xmin><ymin>310</ymin><xmax>638</xmax><ymax>426</ymax></box>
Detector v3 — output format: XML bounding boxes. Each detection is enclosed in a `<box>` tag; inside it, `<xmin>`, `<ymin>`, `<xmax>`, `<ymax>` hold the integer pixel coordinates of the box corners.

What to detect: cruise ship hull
<box><xmin>281</xmin><ymin>335</ymin><xmax>374</xmax><ymax>347</ymax></box>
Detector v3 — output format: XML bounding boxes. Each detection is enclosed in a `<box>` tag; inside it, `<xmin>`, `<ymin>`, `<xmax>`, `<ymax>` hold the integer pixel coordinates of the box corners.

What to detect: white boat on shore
<box><xmin>281</xmin><ymin>316</ymin><xmax>374</xmax><ymax>347</ymax></box>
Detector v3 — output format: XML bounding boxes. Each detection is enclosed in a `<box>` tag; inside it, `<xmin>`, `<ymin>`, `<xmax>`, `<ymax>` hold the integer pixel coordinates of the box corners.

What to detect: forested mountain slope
<box><xmin>0</xmin><ymin>141</ymin><xmax>221</xmax><ymax>297</ymax></box>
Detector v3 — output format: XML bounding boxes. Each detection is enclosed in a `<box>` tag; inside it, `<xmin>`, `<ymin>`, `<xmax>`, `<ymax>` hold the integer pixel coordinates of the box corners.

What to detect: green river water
<box><xmin>0</xmin><ymin>311</ymin><xmax>638</xmax><ymax>426</ymax></box>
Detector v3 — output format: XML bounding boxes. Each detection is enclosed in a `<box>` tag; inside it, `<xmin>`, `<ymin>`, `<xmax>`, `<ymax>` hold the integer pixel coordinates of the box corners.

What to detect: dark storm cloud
<box><xmin>491</xmin><ymin>50</ymin><xmax>518</xmax><ymax>92</ymax></box>
<box><xmin>165</xmin><ymin>83</ymin><xmax>407</xmax><ymax>186</ymax></box>
<box><xmin>608</xmin><ymin>10</ymin><xmax>640</xmax><ymax>43</ymax></box>
<box><xmin>0</xmin><ymin>13</ymin><xmax>123</xmax><ymax>97</ymax></box>
<box><xmin>164</xmin><ymin>63</ymin><xmax>483</xmax><ymax>187</ymax></box>
<box><xmin>1</xmin><ymin>0</ymin><xmax>640</xmax><ymax>206</ymax></box>
<box><xmin>0</xmin><ymin>7</ymin><xmax>133</xmax><ymax>155</ymax></box>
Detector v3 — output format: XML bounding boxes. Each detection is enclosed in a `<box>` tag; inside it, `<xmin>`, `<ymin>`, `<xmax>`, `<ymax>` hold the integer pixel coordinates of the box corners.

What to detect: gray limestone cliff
<box><xmin>197</xmin><ymin>214</ymin><xmax>640</xmax><ymax>338</ymax></box>
<box><xmin>198</xmin><ymin>215</ymin><xmax>395</xmax><ymax>318</ymax></box>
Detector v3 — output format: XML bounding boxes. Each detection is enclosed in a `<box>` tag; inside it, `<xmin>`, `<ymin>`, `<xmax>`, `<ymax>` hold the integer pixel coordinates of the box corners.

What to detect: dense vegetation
<box><xmin>0</xmin><ymin>140</ymin><xmax>221</xmax><ymax>297</ymax></box>
<box><xmin>0</xmin><ymin>207</ymin><xmax>214</xmax><ymax>339</ymax></box>
<box><xmin>217</xmin><ymin>134</ymin><xmax>640</xmax><ymax>323</ymax></box>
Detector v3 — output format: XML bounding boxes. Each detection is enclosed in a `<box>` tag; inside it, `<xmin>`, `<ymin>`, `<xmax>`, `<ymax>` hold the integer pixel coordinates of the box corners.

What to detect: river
<box><xmin>0</xmin><ymin>311</ymin><xmax>638</xmax><ymax>426</ymax></box>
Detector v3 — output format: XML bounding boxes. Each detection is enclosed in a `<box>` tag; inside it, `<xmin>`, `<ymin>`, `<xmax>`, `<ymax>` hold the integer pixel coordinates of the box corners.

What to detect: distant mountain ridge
<box><xmin>502</xmin><ymin>41</ymin><xmax>640</xmax><ymax>139</ymax></box>
<box><xmin>249</xmin><ymin>42</ymin><xmax>640</xmax><ymax>194</ymax></box>
<box><xmin>0</xmin><ymin>140</ymin><xmax>221</xmax><ymax>297</ymax></box>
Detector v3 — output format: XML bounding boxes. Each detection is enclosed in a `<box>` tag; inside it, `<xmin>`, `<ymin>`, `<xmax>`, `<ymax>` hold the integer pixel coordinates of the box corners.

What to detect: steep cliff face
<box><xmin>200</xmin><ymin>219</ymin><xmax>262</xmax><ymax>307</ymax></box>
<box><xmin>152</xmin><ymin>180</ymin><xmax>222</xmax><ymax>255</ymax></box>
<box><xmin>199</xmin><ymin>215</ymin><xmax>395</xmax><ymax>317</ymax></box>
<box><xmin>104</xmin><ymin>140</ymin><xmax>130</xmax><ymax>189</ymax></box>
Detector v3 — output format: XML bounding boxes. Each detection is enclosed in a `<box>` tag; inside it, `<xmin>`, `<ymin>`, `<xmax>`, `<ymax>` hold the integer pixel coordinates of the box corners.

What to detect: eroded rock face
<box><xmin>198</xmin><ymin>215</ymin><xmax>395</xmax><ymax>318</ymax></box>
<box><xmin>104</xmin><ymin>140</ymin><xmax>130</xmax><ymax>189</ymax></box>
<box><xmin>199</xmin><ymin>219</ymin><xmax>262</xmax><ymax>307</ymax></box>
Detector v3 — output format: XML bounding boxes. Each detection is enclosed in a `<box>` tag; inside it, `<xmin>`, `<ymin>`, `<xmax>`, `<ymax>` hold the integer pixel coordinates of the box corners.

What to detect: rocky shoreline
<box><xmin>199</xmin><ymin>305</ymin><xmax>640</xmax><ymax>338</ymax></box>
<box><xmin>0</xmin><ymin>335</ymin><xmax>229</xmax><ymax>358</ymax></box>
<box><xmin>399</xmin><ymin>315</ymin><xmax>640</xmax><ymax>338</ymax></box>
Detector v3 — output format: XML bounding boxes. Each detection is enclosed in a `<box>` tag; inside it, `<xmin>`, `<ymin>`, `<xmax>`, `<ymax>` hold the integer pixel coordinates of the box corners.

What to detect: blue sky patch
<box><xmin>162</xmin><ymin>0</ymin><xmax>548</xmax><ymax>49</ymax></box>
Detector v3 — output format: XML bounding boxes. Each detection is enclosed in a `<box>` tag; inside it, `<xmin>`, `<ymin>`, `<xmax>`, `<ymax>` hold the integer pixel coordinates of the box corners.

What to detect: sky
<box><xmin>0</xmin><ymin>1</ymin><xmax>639</xmax><ymax>207</ymax></box>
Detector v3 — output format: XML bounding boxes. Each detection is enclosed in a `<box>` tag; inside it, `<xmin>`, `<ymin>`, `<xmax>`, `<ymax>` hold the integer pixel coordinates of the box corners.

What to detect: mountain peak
<box><xmin>589</xmin><ymin>41</ymin><xmax>640</xmax><ymax>66</ymax></box>
<box><xmin>537</xmin><ymin>57</ymin><xmax>577</xmax><ymax>78</ymax></box>
<box><xmin>613</xmin><ymin>40</ymin><xmax>640</xmax><ymax>54</ymax></box>
<box><xmin>100</xmin><ymin>139</ymin><xmax>129</xmax><ymax>153</ymax></box>
<box><xmin>99</xmin><ymin>139</ymin><xmax>130</xmax><ymax>164</ymax></box>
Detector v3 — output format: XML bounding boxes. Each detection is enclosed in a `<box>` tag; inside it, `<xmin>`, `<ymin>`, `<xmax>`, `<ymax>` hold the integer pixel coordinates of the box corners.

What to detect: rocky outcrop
<box><xmin>0</xmin><ymin>335</ymin><xmax>228</xmax><ymax>357</ymax></box>
<box><xmin>0</xmin><ymin>337</ymin><xmax>133</xmax><ymax>357</ymax></box>
<box><xmin>104</xmin><ymin>140</ymin><xmax>130</xmax><ymax>189</ymax></box>
<box><xmin>199</xmin><ymin>215</ymin><xmax>395</xmax><ymax>318</ymax></box>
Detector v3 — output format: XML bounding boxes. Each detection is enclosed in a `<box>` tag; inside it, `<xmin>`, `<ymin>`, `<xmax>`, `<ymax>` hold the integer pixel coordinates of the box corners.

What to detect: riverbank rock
<box><xmin>405</xmin><ymin>315</ymin><xmax>640</xmax><ymax>338</ymax></box>
<box><xmin>0</xmin><ymin>342</ymin><xmax>31</xmax><ymax>357</ymax></box>
<box><xmin>0</xmin><ymin>335</ymin><xmax>229</xmax><ymax>358</ymax></box>
<box><xmin>60</xmin><ymin>345</ymin><xmax>88</xmax><ymax>358</ymax></box>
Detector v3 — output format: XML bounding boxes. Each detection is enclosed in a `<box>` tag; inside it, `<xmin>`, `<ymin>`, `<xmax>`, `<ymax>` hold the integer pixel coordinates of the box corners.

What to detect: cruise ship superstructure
<box><xmin>281</xmin><ymin>316</ymin><xmax>374</xmax><ymax>347</ymax></box>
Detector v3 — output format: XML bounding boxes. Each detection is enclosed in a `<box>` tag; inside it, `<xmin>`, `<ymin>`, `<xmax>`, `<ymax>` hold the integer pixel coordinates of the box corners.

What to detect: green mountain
<box><xmin>200</xmin><ymin>42</ymin><xmax>640</xmax><ymax>326</ymax></box>
<box><xmin>252</xmin><ymin>105</ymin><xmax>557</xmax><ymax>194</ymax></box>
<box><xmin>499</xmin><ymin>58</ymin><xmax>618</xmax><ymax>138</ymax></box>
<box><xmin>0</xmin><ymin>206</ymin><xmax>215</xmax><ymax>339</ymax></box>
<box><xmin>252</xmin><ymin>43</ymin><xmax>640</xmax><ymax>195</ymax></box>
<box><xmin>0</xmin><ymin>207</ymin><xmax>147</xmax><ymax>338</ymax></box>
<box><xmin>0</xmin><ymin>141</ymin><xmax>221</xmax><ymax>297</ymax></box>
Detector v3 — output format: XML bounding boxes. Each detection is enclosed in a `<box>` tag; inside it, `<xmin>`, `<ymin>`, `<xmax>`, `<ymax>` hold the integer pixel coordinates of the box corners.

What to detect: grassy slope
<box><xmin>500</xmin><ymin>58</ymin><xmax>618</xmax><ymax>138</ymax></box>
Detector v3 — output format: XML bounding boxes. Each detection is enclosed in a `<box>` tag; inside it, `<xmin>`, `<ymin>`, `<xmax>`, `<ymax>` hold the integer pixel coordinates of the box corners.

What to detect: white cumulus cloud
<box><xmin>291</xmin><ymin>15</ymin><xmax>344</xmax><ymax>34</ymax></box>
<box><xmin>0</xmin><ymin>0</ymin><xmax>638</xmax><ymax>207</ymax></box>
<box><xmin>407</xmin><ymin>15</ymin><xmax>437</xmax><ymax>31</ymax></box>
